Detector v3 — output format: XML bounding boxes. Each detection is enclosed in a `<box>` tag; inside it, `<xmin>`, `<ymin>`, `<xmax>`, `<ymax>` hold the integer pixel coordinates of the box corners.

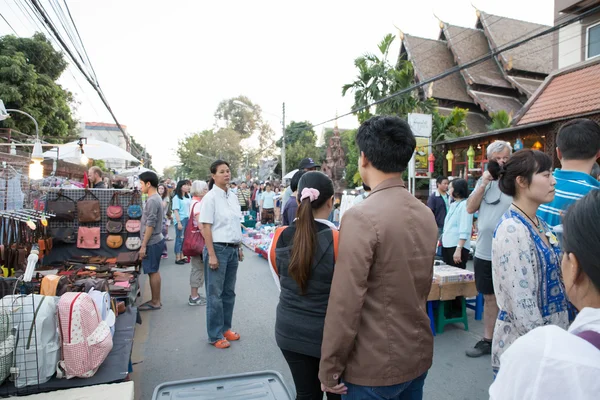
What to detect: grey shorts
<box><xmin>190</xmin><ymin>256</ymin><xmax>205</xmax><ymax>288</ymax></box>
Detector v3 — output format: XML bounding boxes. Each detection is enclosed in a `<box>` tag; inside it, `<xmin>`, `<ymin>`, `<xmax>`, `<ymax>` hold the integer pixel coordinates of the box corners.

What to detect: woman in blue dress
<box><xmin>490</xmin><ymin>150</ymin><xmax>568</xmax><ymax>375</ymax></box>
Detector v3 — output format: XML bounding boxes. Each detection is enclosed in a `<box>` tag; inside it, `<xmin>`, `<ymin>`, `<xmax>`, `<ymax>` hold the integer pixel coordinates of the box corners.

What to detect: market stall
<box><xmin>0</xmin><ymin>187</ymin><xmax>143</xmax><ymax>397</ymax></box>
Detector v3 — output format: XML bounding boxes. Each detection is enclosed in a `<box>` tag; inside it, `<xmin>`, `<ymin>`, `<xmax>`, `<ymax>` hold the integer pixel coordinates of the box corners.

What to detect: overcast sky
<box><xmin>0</xmin><ymin>0</ymin><xmax>554</xmax><ymax>172</ymax></box>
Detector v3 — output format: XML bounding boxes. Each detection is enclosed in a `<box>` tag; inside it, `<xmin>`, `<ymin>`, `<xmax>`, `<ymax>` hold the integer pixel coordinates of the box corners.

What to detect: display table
<box><xmin>0</xmin><ymin>307</ymin><xmax>137</xmax><ymax>397</ymax></box>
<box><xmin>242</xmin><ymin>226</ymin><xmax>277</xmax><ymax>258</ymax></box>
<box><xmin>17</xmin><ymin>381</ymin><xmax>133</xmax><ymax>400</ymax></box>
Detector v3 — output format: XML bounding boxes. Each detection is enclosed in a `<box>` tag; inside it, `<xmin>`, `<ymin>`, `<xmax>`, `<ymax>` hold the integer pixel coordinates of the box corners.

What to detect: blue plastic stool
<box><xmin>427</xmin><ymin>301</ymin><xmax>436</xmax><ymax>336</ymax></box>
<box><xmin>466</xmin><ymin>292</ymin><xmax>484</xmax><ymax>321</ymax></box>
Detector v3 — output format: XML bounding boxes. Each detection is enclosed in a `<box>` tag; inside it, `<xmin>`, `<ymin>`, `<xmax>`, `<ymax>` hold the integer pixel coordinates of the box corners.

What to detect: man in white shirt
<box><xmin>352</xmin><ymin>183</ymin><xmax>371</xmax><ymax>206</ymax></box>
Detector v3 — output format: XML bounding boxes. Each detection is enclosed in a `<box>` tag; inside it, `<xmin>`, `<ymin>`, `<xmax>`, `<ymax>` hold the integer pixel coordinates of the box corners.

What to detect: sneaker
<box><xmin>466</xmin><ymin>339</ymin><xmax>492</xmax><ymax>357</ymax></box>
<box><xmin>161</xmin><ymin>255</ymin><xmax>168</xmax><ymax>259</ymax></box>
<box><xmin>224</xmin><ymin>330</ymin><xmax>240</xmax><ymax>341</ymax></box>
<box><xmin>188</xmin><ymin>296</ymin><xmax>207</xmax><ymax>306</ymax></box>
<box><xmin>212</xmin><ymin>339</ymin><xmax>230</xmax><ymax>349</ymax></box>
<box><xmin>175</xmin><ymin>260</ymin><xmax>185</xmax><ymax>265</ymax></box>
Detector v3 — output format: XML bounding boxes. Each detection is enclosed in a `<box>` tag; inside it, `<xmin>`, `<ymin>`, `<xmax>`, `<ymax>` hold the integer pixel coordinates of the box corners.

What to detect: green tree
<box><xmin>162</xmin><ymin>166</ymin><xmax>177</xmax><ymax>179</ymax></box>
<box><xmin>339</xmin><ymin>129</ymin><xmax>361</xmax><ymax>186</ymax></box>
<box><xmin>342</xmin><ymin>34</ymin><xmax>436</xmax><ymax>123</ymax></box>
<box><xmin>431</xmin><ymin>107</ymin><xmax>470</xmax><ymax>177</ymax></box>
<box><xmin>214</xmin><ymin>96</ymin><xmax>262</xmax><ymax>138</ymax></box>
<box><xmin>280</xmin><ymin>121</ymin><xmax>320</xmax><ymax>173</ymax></box>
<box><xmin>177</xmin><ymin>129</ymin><xmax>242</xmax><ymax>180</ymax></box>
<box><xmin>0</xmin><ymin>33</ymin><xmax>77</xmax><ymax>139</ymax></box>
<box><xmin>487</xmin><ymin>110</ymin><xmax>512</xmax><ymax>130</ymax></box>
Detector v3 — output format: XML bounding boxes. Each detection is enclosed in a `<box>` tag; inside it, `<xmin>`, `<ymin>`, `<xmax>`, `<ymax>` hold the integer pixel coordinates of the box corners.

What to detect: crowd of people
<box><xmin>132</xmin><ymin>115</ymin><xmax>600</xmax><ymax>399</ymax></box>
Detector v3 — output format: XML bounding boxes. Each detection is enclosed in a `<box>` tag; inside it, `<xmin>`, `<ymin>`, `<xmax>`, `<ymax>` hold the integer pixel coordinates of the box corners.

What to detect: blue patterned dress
<box><xmin>491</xmin><ymin>208</ymin><xmax>569</xmax><ymax>374</ymax></box>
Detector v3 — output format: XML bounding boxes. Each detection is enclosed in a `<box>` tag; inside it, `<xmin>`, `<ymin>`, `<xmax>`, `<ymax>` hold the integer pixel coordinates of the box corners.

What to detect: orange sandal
<box><xmin>224</xmin><ymin>330</ymin><xmax>240</xmax><ymax>341</ymax></box>
<box><xmin>212</xmin><ymin>339</ymin><xmax>230</xmax><ymax>349</ymax></box>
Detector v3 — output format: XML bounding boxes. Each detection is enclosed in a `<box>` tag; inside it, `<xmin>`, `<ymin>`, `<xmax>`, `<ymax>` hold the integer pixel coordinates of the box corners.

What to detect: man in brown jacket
<box><xmin>319</xmin><ymin>116</ymin><xmax>438</xmax><ymax>399</ymax></box>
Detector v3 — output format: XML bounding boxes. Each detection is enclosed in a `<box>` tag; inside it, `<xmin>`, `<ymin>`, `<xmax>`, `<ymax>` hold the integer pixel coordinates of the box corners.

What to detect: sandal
<box><xmin>212</xmin><ymin>339</ymin><xmax>230</xmax><ymax>349</ymax></box>
<box><xmin>224</xmin><ymin>330</ymin><xmax>240</xmax><ymax>341</ymax></box>
<box><xmin>138</xmin><ymin>301</ymin><xmax>162</xmax><ymax>311</ymax></box>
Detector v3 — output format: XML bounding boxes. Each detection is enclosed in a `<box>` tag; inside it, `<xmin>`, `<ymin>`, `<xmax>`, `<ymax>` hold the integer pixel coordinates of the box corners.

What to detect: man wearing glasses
<box><xmin>465</xmin><ymin>141</ymin><xmax>512</xmax><ymax>358</ymax></box>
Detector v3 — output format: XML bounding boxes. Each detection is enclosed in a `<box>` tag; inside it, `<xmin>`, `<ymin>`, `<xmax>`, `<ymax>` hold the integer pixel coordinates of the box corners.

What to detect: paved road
<box><xmin>131</xmin><ymin>237</ymin><xmax>492</xmax><ymax>400</ymax></box>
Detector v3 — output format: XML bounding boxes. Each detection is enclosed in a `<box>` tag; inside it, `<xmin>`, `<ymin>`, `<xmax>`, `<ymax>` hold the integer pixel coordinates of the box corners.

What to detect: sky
<box><xmin>0</xmin><ymin>0</ymin><xmax>554</xmax><ymax>172</ymax></box>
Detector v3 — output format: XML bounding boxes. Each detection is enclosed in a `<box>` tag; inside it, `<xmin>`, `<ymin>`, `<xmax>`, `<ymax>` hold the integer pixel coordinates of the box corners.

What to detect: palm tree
<box><xmin>487</xmin><ymin>110</ymin><xmax>512</xmax><ymax>130</ymax></box>
<box><xmin>432</xmin><ymin>108</ymin><xmax>470</xmax><ymax>143</ymax></box>
<box><xmin>342</xmin><ymin>34</ymin><xmax>436</xmax><ymax>123</ymax></box>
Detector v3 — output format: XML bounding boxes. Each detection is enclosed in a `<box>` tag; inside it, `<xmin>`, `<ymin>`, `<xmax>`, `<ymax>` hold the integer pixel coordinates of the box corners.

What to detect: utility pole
<box><xmin>282</xmin><ymin>102</ymin><xmax>286</xmax><ymax>179</ymax></box>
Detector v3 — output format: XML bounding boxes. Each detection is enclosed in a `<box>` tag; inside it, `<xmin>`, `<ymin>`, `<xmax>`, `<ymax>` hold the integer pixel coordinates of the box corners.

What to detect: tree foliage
<box><xmin>214</xmin><ymin>96</ymin><xmax>262</xmax><ymax>138</ymax></box>
<box><xmin>0</xmin><ymin>33</ymin><xmax>77</xmax><ymax>139</ymax></box>
<box><xmin>177</xmin><ymin>129</ymin><xmax>242</xmax><ymax>180</ymax></box>
<box><xmin>280</xmin><ymin>121</ymin><xmax>320</xmax><ymax>173</ymax></box>
<box><xmin>487</xmin><ymin>110</ymin><xmax>512</xmax><ymax>131</ymax></box>
<box><xmin>432</xmin><ymin>108</ymin><xmax>470</xmax><ymax>143</ymax></box>
<box><xmin>342</xmin><ymin>34</ymin><xmax>436</xmax><ymax>124</ymax></box>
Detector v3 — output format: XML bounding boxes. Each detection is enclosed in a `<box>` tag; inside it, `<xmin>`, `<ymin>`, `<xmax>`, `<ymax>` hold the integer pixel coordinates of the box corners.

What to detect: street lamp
<box><xmin>0</xmin><ymin>100</ymin><xmax>44</xmax><ymax>180</ymax></box>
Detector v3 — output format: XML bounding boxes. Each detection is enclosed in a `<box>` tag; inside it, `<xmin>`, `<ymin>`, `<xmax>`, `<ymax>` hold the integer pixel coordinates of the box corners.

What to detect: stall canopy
<box><xmin>116</xmin><ymin>166</ymin><xmax>157</xmax><ymax>177</ymax></box>
<box><xmin>43</xmin><ymin>139</ymin><xmax>140</xmax><ymax>164</ymax></box>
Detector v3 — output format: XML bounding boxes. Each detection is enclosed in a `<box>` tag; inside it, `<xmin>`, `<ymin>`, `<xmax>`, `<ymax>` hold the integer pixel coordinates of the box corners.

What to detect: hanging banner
<box><xmin>408</xmin><ymin>114</ymin><xmax>433</xmax><ymax>182</ymax></box>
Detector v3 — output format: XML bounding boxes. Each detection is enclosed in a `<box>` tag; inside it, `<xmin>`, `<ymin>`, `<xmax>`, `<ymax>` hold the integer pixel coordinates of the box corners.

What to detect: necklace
<box><xmin>511</xmin><ymin>203</ymin><xmax>544</xmax><ymax>234</ymax></box>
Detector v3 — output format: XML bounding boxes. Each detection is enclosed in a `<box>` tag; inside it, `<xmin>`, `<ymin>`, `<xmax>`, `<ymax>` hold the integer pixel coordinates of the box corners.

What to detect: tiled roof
<box><xmin>402</xmin><ymin>35</ymin><xmax>473</xmax><ymax>104</ymax></box>
<box><xmin>478</xmin><ymin>11</ymin><xmax>552</xmax><ymax>75</ymax></box>
<box><xmin>442</xmin><ymin>24</ymin><xmax>512</xmax><ymax>89</ymax></box>
<box><xmin>468</xmin><ymin>90</ymin><xmax>523</xmax><ymax>115</ymax></box>
<box><xmin>438</xmin><ymin>107</ymin><xmax>490</xmax><ymax>134</ymax></box>
<box><xmin>506</xmin><ymin>76</ymin><xmax>544</xmax><ymax>97</ymax></box>
<box><xmin>516</xmin><ymin>58</ymin><xmax>600</xmax><ymax>125</ymax></box>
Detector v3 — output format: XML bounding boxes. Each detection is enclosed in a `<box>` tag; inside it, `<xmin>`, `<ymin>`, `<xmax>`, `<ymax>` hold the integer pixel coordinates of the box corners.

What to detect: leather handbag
<box><xmin>125</xmin><ymin>236</ymin><xmax>141</xmax><ymax>251</ymax></box>
<box><xmin>183</xmin><ymin>202</ymin><xmax>205</xmax><ymax>257</ymax></box>
<box><xmin>46</xmin><ymin>191</ymin><xmax>76</xmax><ymax>222</ymax></box>
<box><xmin>127</xmin><ymin>191</ymin><xmax>142</xmax><ymax>219</ymax></box>
<box><xmin>116</xmin><ymin>251</ymin><xmax>139</xmax><ymax>266</ymax></box>
<box><xmin>77</xmin><ymin>190</ymin><xmax>101</xmax><ymax>223</ymax></box>
<box><xmin>106</xmin><ymin>235</ymin><xmax>123</xmax><ymax>249</ymax></box>
<box><xmin>125</xmin><ymin>219</ymin><xmax>141</xmax><ymax>233</ymax></box>
<box><xmin>51</xmin><ymin>228</ymin><xmax>77</xmax><ymax>245</ymax></box>
<box><xmin>106</xmin><ymin>220</ymin><xmax>122</xmax><ymax>234</ymax></box>
<box><xmin>77</xmin><ymin>227</ymin><xmax>101</xmax><ymax>249</ymax></box>
<box><xmin>106</xmin><ymin>193</ymin><xmax>123</xmax><ymax>219</ymax></box>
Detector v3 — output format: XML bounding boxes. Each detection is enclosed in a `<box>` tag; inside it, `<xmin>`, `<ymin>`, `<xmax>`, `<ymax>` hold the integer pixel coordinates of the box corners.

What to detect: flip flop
<box><xmin>138</xmin><ymin>301</ymin><xmax>162</xmax><ymax>311</ymax></box>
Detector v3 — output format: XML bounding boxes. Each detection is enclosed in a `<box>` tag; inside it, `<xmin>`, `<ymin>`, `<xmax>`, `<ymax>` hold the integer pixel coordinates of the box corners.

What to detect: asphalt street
<box><xmin>131</xmin><ymin>235</ymin><xmax>493</xmax><ymax>400</ymax></box>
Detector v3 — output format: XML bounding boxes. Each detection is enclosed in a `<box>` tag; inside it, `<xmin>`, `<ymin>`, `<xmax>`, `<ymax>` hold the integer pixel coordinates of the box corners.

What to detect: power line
<box><xmin>0</xmin><ymin>11</ymin><xmax>18</xmax><ymax>34</ymax></box>
<box><xmin>60</xmin><ymin>0</ymin><xmax>98</xmax><ymax>83</ymax></box>
<box><xmin>311</xmin><ymin>3</ymin><xmax>600</xmax><ymax>129</ymax></box>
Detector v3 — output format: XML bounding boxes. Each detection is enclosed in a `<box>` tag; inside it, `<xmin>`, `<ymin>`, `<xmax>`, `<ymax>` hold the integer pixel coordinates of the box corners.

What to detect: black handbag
<box><xmin>46</xmin><ymin>191</ymin><xmax>76</xmax><ymax>222</ymax></box>
<box><xmin>51</xmin><ymin>228</ymin><xmax>77</xmax><ymax>245</ymax></box>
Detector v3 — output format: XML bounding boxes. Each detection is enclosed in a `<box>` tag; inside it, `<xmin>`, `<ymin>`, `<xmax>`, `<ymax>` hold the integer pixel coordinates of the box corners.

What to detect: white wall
<box><xmin>558</xmin><ymin>21</ymin><xmax>583</xmax><ymax>69</ymax></box>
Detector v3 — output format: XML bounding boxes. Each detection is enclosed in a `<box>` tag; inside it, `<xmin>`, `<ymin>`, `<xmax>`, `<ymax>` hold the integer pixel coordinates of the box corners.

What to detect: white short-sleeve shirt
<box><xmin>199</xmin><ymin>185</ymin><xmax>242</xmax><ymax>244</ymax></box>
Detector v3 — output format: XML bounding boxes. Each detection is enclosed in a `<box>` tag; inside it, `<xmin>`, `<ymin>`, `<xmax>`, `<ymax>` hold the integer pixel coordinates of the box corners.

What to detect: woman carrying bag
<box><xmin>185</xmin><ymin>180</ymin><xmax>208</xmax><ymax>306</ymax></box>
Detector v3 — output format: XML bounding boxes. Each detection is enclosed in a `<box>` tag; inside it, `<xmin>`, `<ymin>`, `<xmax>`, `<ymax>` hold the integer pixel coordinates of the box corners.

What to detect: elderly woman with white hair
<box><xmin>188</xmin><ymin>180</ymin><xmax>209</xmax><ymax>306</ymax></box>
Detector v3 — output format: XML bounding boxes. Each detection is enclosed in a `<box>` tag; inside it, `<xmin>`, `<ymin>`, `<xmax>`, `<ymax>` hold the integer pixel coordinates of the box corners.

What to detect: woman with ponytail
<box><xmin>269</xmin><ymin>171</ymin><xmax>340</xmax><ymax>400</ymax></box>
<box><xmin>489</xmin><ymin>149</ymin><xmax>569</xmax><ymax>376</ymax></box>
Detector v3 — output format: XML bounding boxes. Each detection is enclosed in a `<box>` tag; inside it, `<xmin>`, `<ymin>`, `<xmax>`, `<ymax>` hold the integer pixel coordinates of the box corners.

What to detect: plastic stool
<box><xmin>436</xmin><ymin>298</ymin><xmax>468</xmax><ymax>334</ymax></box>
<box><xmin>466</xmin><ymin>293</ymin><xmax>484</xmax><ymax>321</ymax></box>
<box><xmin>427</xmin><ymin>301</ymin><xmax>436</xmax><ymax>336</ymax></box>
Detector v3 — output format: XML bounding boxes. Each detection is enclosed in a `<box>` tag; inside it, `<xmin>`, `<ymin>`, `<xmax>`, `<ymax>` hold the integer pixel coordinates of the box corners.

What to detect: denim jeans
<box><xmin>174</xmin><ymin>217</ymin><xmax>188</xmax><ymax>254</ymax></box>
<box><xmin>343</xmin><ymin>372</ymin><xmax>427</xmax><ymax>400</ymax></box>
<box><xmin>203</xmin><ymin>244</ymin><xmax>239</xmax><ymax>343</ymax></box>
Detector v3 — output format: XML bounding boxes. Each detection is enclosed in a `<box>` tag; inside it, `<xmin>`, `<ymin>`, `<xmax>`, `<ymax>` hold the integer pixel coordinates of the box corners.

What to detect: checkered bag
<box><xmin>56</xmin><ymin>293</ymin><xmax>113</xmax><ymax>379</ymax></box>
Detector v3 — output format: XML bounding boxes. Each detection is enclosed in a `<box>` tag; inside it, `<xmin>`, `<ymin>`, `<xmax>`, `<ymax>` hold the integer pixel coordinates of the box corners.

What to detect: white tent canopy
<box><xmin>283</xmin><ymin>169</ymin><xmax>298</xmax><ymax>180</ymax></box>
<box><xmin>43</xmin><ymin>139</ymin><xmax>140</xmax><ymax>164</ymax></box>
<box><xmin>115</xmin><ymin>166</ymin><xmax>157</xmax><ymax>177</ymax></box>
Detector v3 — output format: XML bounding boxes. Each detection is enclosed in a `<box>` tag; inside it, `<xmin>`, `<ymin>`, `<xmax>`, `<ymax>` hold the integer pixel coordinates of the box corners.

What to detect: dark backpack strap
<box><xmin>575</xmin><ymin>330</ymin><xmax>600</xmax><ymax>350</ymax></box>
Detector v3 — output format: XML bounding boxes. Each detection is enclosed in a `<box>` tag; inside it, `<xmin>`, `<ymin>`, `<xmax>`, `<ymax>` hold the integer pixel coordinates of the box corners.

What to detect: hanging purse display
<box><xmin>127</xmin><ymin>191</ymin><xmax>142</xmax><ymax>219</ymax></box>
<box><xmin>125</xmin><ymin>219</ymin><xmax>141</xmax><ymax>233</ymax></box>
<box><xmin>51</xmin><ymin>228</ymin><xmax>77</xmax><ymax>245</ymax></box>
<box><xmin>77</xmin><ymin>227</ymin><xmax>101</xmax><ymax>249</ymax></box>
<box><xmin>77</xmin><ymin>190</ymin><xmax>101</xmax><ymax>223</ymax></box>
<box><xmin>125</xmin><ymin>236</ymin><xmax>141</xmax><ymax>251</ymax></box>
<box><xmin>46</xmin><ymin>191</ymin><xmax>76</xmax><ymax>222</ymax></box>
<box><xmin>106</xmin><ymin>235</ymin><xmax>123</xmax><ymax>249</ymax></box>
<box><xmin>106</xmin><ymin>220</ymin><xmax>122</xmax><ymax>234</ymax></box>
<box><xmin>106</xmin><ymin>193</ymin><xmax>123</xmax><ymax>219</ymax></box>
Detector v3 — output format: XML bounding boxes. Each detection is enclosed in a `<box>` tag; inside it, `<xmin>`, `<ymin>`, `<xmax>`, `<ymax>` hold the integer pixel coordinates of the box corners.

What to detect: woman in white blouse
<box><xmin>490</xmin><ymin>190</ymin><xmax>600</xmax><ymax>399</ymax></box>
<box><xmin>199</xmin><ymin>160</ymin><xmax>244</xmax><ymax>349</ymax></box>
<box><xmin>489</xmin><ymin>150</ymin><xmax>569</xmax><ymax>376</ymax></box>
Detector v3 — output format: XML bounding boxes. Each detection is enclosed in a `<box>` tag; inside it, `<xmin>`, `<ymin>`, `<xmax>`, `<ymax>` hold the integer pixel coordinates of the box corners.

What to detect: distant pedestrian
<box><xmin>282</xmin><ymin>171</ymin><xmax>306</xmax><ymax>226</ymax></box>
<box><xmin>172</xmin><ymin>180</ymin><xmax>192</xmax><ymax>265</ymax></box>
<box><xmin>188</xmin><ymin>180</ymin><xmax>208</xmax><ymax>306</ymax></box>
<box><xmin>441</xmin><ymin>179</ymin><xmax>472</xmax><ymax>270</ymax></box>
<box><xmin>158</xmin><ymin>183</ymin><xmax>169</xmax><ymax>258</ymax></box>
<box><xmin>260</xmin><ymin>183</ymin><xmax>276</xmax><ymax>224</ymax></box>
<box><xmin>237</xmin><ymin>182</ymin><xmax>251</xmax><ymax>212</ymax></box>
<box><xmin>138</xmin><ymin>171</ymin><xmax>165</xmax><ymax>311</ymax></box>
<box><xmin>200</xmin><ymin>160</ymin><xmax>244</xmax><ymax>349</ymax></box>
<box><xmin>428</xmin><ymin>176</ymin><xmax>450</xmax><ymax>238</ymax></box>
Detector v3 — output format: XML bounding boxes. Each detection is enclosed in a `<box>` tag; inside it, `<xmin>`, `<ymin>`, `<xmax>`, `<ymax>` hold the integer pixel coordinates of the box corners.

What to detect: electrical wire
<box><xmin>311</xmin><ymin>3</ymin><xmax>600</xmax><ymax>129</ymax></box>
<box><xmin>0</xmin><ymin>11</ymin><xmax>18</xmax><ymax>34</ymax></box>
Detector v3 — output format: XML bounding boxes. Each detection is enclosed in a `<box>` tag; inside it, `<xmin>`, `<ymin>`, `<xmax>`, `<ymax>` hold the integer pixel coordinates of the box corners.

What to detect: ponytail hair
<box><xmin>288</xmin><ymin>172</ymin><xmax>334</xmax><ymax>293</ymax></box>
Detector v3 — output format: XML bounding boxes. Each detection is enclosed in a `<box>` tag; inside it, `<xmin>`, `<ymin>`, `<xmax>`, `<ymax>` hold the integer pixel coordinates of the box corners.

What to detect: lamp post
<box><xmin>0</xmin><ymin>100</ymin><xmax>43</xmax><ymax>179</ymax></box>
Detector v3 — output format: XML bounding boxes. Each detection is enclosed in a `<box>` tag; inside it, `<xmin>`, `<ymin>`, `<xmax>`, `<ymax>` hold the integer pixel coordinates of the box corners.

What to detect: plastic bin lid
<box><xmin>152</xmin><ymin>370</ymin><xmax>293</xmax><ymax>400</ymax></box>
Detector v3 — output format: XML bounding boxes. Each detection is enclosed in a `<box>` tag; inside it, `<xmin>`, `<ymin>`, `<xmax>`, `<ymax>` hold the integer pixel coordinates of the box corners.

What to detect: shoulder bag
<box><xmin>125</xmin><ymin>219</ymin><xmax>141</xmax><ymax>233</ymax></box>
<box><xmin>77</xmin><ymin>227</ymin><xmax>101</xmax><ymax>249</ymax></box>
<box><xmin>77</xmin><ymin>190</ymin><xmax>101</xmax><ymax>223</ymax></box>
<box><xmin>127</xmin><ymin>191</ymin><xmax>142</xmax><ymax>219</ymax></box>
<box><xmin>106</xmin><ymin>235</ymin><xmax>123</xmax><ymax>249</ymax></box>
<box><xmin>46</xmin><ymin>191</ymin><xmax>76</xmax><ymax>222</ymax></box>
<box><xmin>125</xmin><ymin>236</ymin><xmax>141</xmax><ymax>251</ymax></box>
<box><xmin>182</xmin><ymin>202</ymin><xmax>205</xmax><ymax>257</ymax></box>
<box><xmin>106</xmin><ymin>193</ymin><xmax>123</xmax><ymax>219</ymax></box>
<box><xmin>106</xmin><ymin>220</ymin><xmax>122</xmax><ymax>234</ymax></box>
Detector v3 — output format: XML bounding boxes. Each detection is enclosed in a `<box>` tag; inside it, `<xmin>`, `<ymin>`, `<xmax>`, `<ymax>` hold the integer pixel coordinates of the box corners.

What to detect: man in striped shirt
<box><xmin>538</xmin><ymin>119</ymin><xmax>600</xmax><ymax>228</ymax></box>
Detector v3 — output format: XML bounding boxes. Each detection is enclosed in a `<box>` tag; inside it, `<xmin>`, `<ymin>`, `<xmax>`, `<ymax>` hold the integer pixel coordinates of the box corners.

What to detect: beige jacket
<box><xmin>319</xmin><ymin>177</ymin><xmax>438</xmax><ymax>387</ymax></box>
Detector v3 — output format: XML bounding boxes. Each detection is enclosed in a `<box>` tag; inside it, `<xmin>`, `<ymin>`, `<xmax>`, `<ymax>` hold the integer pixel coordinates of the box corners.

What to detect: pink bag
<box><xmin>183</xmin><ymin>202</ymin><xmax>205</xmax><ymax>257</ymax></box>
<box><xmin>126</xmin><ymin>219</ymin><xmax>141</xmax><ymax>233</ymax></box>
<box><xmin>77</xmin><ymin>227</ymin><xmax>100</xmax><ymax>249</ymax></box>
<box><xmin>57</xmin><ymin>292</ymin><xmax>113</xmax><ymax>379</ymax></box>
